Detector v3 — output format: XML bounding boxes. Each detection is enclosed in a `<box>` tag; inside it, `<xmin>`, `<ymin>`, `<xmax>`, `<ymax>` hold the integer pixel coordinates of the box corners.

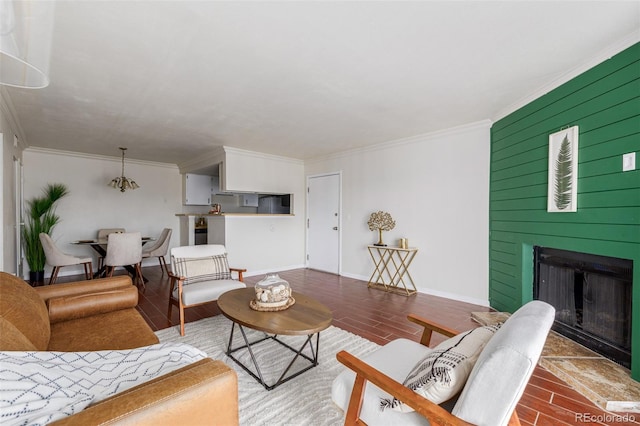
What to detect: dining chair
<box><xmin>104</xmin><ymin>232</ymin><xmax>144</xmax><ymax>289</ymax></box>
<box><xmin>96</xmin><ymin>228</ymin><xmax>125</xmax><ymax>270</ymax></box>
<box><xmin>142</xmin><ymin>228</ymin><xmax>172</xmax><ymax>275</ymax></box>
<box><xmin>39</xmin><ymin>233</ymin><xmax>93</xmax><ymax>285</ymax></box>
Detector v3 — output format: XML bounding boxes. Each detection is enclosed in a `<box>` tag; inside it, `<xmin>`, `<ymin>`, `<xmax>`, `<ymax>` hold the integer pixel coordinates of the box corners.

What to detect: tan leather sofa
<box><xmin>0</xmin><ymin>272</ymin><xmax>239</xmax><ymax>425</ymax></box>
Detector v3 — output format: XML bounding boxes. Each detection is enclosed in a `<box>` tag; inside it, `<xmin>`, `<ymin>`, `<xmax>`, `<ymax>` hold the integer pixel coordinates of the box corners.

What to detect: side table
<box><xmin>367</xmin><ymin>245</ymin><xmax>418</xmax><ymax>296</ymax></box>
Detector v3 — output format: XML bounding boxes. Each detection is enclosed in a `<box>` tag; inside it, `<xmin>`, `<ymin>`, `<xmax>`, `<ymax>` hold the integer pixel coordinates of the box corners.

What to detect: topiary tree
<box><xmin>367</xmin><ymin>211</ymin><xmax>395</xmax><ymax>246</ymax></box>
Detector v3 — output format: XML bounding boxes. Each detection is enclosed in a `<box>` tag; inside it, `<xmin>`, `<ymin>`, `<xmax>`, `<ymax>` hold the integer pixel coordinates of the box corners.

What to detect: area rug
<box><xmin>155</xmin><ymin>316</ymin><xmax>380</xmax><ymax>425</ymax></box>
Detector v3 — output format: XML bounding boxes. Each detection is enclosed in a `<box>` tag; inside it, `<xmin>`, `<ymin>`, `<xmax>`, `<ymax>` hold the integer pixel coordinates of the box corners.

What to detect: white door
<box><xmin>307</xmin><ymin>173</ymin><xmax>340</xmax><ymax>274</ymax></box>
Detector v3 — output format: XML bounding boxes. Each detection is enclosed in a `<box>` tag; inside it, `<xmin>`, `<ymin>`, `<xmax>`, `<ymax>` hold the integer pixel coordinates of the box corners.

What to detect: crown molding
<box><xmin>306</xmin><ymin>119</ymin><xmax>492</xmax><ymax>164</ymax></box>
<box><xmin>23</xmin><ymin>146</ymin><xmax>178</xmax><ymax>169</ymax></box>
<box><xmin>223</xmin><ymin>146</ymin><xmax>304</xmax><ymax>165</ymax></box>
<box><xmin>493</xmin><ymin>30</ymin><xmax>640</xmax><ymax>123</ymax></box>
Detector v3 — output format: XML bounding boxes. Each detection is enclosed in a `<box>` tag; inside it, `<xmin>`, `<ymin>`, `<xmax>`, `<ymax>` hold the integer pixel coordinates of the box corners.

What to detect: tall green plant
<box><xmin>22</xmin><ymin>183</ymin><xmax>69</xmax><ymax>272</ymax></box>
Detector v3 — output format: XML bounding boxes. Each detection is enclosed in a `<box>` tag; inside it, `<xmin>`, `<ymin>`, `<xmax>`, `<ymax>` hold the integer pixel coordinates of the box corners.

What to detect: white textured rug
<box><xmin>155</xmin><ymin>315</ymin><xmax>380</xmax><ymax>425</ymax></box>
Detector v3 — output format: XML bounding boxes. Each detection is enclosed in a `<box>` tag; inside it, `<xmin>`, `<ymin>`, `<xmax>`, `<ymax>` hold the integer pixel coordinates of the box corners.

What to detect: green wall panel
<box><xmin>489</xmin><ymin>43</ymin><xmax>640</xmax><ymax>377</ymax></box>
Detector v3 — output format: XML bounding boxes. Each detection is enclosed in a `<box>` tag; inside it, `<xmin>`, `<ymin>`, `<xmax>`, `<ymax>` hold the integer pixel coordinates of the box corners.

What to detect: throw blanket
<box><xmin>0</xmin><ymin>342</ymin><xmax>207</xmax><ymax>426</ymax></box>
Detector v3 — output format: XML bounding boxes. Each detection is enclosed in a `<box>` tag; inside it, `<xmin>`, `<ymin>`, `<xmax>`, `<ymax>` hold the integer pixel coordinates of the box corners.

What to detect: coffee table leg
<box><xmin>225</xmin><ymin>323</ymin><xmax>322</xmax><ymax>391</ymax></box>
<box><xmin>272</xmin><ymin>333</ymin><xmax>316</xmax><ymax>385</ymax></box>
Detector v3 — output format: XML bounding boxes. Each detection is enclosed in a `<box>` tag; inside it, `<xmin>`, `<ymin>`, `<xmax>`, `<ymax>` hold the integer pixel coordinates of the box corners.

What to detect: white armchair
<box><xmin>332</xmin><ymin>301</ymin><xmax>555</xmax><ymax>426</ymax></box>
<box><xmin>168</xmin><ymin>244</ymin><xmax>246</xmax><ymax>336</ymax></box>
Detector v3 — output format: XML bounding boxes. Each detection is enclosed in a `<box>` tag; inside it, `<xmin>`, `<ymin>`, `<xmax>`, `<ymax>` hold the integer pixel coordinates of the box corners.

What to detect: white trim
<box><xmin>340</xmin><ymin>271</ymin><xmax>491</xmax><ymax>307</ymax></box>
<box><xmin>23</xmin><ymin>147</ymin><xmax>179</xmax><ymax>169</ymax></box>
<box><xmin>243</xmin><ymin>264</ymin><xmax>307</xmax><ymax>278</ymax></box>
<box><xmin>493</xmin><ymin>29</ymin><xmax>640</xmax><ymax>122</ymax></box>
<box><xmin>419</xmin><ymin>287</ymin><xmax>490</xmax><ymax>308</ymax></box>
<box><xmin>306</xmin><ymin>120</ymin><xmax>493</xmax><ymax>164</ymax></box>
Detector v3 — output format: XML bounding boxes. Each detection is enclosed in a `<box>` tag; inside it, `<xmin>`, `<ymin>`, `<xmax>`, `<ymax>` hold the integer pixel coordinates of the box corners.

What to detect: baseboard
<box><xmin>339</xmin><ymin>271</ymin><xmax>490</xmax><ymax>307</ymax></box>
<box><xmin>244</xmin><ymin>264</ymin><xmax>307</xmax><ymax>278</ymax></box>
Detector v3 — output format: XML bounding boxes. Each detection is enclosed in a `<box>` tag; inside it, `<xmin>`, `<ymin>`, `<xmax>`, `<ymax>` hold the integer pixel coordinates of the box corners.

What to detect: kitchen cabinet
<box><xmin>224</xmin><ymin>147</ymin><xmax>303</xmax><ymax>193</ymax></box>
<box><xmin>183</xmin><ymin>173</ymin><xmax>213</xmax><ymax>205</ymax></box>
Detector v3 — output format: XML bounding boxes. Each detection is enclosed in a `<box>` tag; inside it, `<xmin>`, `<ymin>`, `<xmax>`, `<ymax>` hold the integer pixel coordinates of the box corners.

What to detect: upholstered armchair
<box><xmin>332</xmin><ymin>301</ymin><xmax>555</xmax><ymax>426</ymax></box>
<box><xmin>168</xmin><ymin>244</ymin><xmax>247</xmax><ymax>336</ymax></box>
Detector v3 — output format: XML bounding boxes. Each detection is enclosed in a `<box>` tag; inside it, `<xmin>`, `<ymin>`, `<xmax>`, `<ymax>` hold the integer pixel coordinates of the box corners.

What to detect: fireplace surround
<box><xmin>533</xmin><ymin>246</ymin><xmax>633</xmax><ymax>368</ymax></box>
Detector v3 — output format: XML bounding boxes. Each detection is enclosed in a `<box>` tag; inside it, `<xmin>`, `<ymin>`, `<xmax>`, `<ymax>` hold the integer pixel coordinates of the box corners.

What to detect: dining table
<box><xmin>72</xmin><ymin>236</ymin><xmax>154</xmax><ymax>281</ymax></box>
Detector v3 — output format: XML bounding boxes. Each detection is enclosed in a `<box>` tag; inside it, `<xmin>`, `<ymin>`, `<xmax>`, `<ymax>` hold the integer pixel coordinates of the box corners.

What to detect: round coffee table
<box><xmin>218</xmin><ymin>287</ymin><xmax>332</xmax><ymax>390</ymax></box>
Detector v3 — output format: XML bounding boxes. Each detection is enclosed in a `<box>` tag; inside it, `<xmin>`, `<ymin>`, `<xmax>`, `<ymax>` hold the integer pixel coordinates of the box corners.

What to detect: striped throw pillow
<box><xmin>381</xmin><ymin>324</ymin><xmax>501</xmax><ymax>412</ymax></box>
<box><xmin>173</xmin><ymin>255</ymin><xmax>232</xmax><ymax>285</ymax></box>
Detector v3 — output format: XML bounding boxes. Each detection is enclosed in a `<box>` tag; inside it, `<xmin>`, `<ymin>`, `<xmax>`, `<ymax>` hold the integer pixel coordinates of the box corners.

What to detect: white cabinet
<box><xmin>223</xmin><ymin>148</ymin><xmax>304</xmax><ymax>193</ymax></box>
<box><xmin>183</xmin><ymin>174</ymin><xmax>212</xmax><ymax>205</ymax></box>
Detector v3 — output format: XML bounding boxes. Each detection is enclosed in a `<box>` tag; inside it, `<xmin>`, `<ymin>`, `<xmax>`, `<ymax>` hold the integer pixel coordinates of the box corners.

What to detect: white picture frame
<box><xmin>547</xmin><ymin>126</ymin><xmax>579</xmax><ymax>213</ymax></box>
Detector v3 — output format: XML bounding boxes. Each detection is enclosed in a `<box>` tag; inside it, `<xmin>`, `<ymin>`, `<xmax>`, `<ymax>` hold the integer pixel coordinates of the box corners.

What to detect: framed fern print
<box><xmin>547</xmin><ymin>126</ymin><xmax>578</xmax><ymax>212</ymax></box>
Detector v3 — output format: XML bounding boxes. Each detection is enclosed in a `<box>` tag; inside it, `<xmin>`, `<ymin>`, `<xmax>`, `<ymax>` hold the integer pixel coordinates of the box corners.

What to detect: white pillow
<box><xmin>172</xmin><ymin>254</ymin><xmax>232</xmax><ymax>285</ymax></box>
<box><xmin>381</xmin><ymin>324</ymin><xmax>500</xmax><ymax>412</ymax></box>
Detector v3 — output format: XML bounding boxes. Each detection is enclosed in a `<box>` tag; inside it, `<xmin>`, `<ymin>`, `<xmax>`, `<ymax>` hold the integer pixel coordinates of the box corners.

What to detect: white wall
<box><xmin>16</xmin><ymin>121</ymin><xmax>489</xmax><ymax>304</ymax></box>
<box><xmin>305</xmin><ymin>121</ymin><xmax>491</xmax><ymax>306</ymax></box>
<box><xmin>22</xmin><ymin>148</ymin><xmax>183</xmax><ymax>278</ymax></box>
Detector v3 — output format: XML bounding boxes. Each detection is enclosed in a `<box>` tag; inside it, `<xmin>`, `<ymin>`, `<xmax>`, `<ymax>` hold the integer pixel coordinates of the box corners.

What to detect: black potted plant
<box><xmin>22</xmin><ymin>183</ymin><xmax>69</xmax><ymax>285</ymax></box>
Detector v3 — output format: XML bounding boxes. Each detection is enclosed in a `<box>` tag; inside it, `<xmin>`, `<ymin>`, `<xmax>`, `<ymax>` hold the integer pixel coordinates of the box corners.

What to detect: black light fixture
<box><xmin>108</xmin><ymin>147</ymin><xmax>139</xmax><ymax>192</ymax></box>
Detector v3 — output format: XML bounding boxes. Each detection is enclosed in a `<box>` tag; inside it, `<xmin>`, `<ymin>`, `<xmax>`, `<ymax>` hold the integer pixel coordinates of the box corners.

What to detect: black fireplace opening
<box><xmin>533</xmin><ymin>246</ymin><xmax>633</xmax><ymax>368</ymax></box>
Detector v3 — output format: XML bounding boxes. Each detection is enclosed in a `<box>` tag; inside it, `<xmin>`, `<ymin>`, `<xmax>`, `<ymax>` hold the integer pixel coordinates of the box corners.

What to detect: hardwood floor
<box><xmin>59</xmin><ymin>267</ymin><xmax>638</xmax><ymax>425</ymax></box>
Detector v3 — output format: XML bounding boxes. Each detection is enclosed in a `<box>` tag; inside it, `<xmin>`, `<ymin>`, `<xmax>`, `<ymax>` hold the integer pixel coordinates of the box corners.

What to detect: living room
<box><xmin>0</xmin><ymin>1</ymin><xmax>639</xmax><ymax>424</ymax></box>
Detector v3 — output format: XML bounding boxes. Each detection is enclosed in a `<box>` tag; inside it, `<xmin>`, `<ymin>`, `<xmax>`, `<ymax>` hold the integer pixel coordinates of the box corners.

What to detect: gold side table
<box><xmin>367</xmin><ymin>245</ymin><xmax>418</xmax><ymax>296</ymax></box>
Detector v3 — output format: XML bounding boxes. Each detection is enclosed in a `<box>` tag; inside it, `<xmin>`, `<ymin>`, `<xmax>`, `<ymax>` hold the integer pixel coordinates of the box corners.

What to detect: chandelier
<box><xmin>108</xmin><ymin>147</ymin><xmax>139</xmax><ymax>192</ymax></box>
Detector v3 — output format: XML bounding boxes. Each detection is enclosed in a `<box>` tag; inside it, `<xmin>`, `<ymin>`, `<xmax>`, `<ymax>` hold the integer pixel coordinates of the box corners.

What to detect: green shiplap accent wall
<box><xmin>489</xmin><ymin>43</ymin><xmax>640</xmax><ymax>377</ymax></box>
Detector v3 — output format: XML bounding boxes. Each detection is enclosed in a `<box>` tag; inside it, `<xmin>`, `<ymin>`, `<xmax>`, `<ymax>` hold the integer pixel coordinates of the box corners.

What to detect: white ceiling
<box><xmin>3</xmin><ymin>1</ymin><xmax>639</xmax><ymax>166</ymax></box>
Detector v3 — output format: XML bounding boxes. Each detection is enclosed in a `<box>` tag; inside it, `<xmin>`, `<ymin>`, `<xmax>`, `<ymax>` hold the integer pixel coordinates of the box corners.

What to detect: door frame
<box><xmin>305</xmin><ymin>171</ymin><xmax>342</xmax><ymax>275</ymax></box>
<box><xmin>14</xmin><ymin>154</ymin><xmax>24</xmax><ymax>277</ymax></box>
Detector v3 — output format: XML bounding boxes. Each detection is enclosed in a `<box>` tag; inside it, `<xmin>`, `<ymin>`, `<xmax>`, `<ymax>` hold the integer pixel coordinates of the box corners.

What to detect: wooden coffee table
<box><xmin>217</xmin><ymin>287</ymin><xmax>333</xmax><ymax>390</ymax></box>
